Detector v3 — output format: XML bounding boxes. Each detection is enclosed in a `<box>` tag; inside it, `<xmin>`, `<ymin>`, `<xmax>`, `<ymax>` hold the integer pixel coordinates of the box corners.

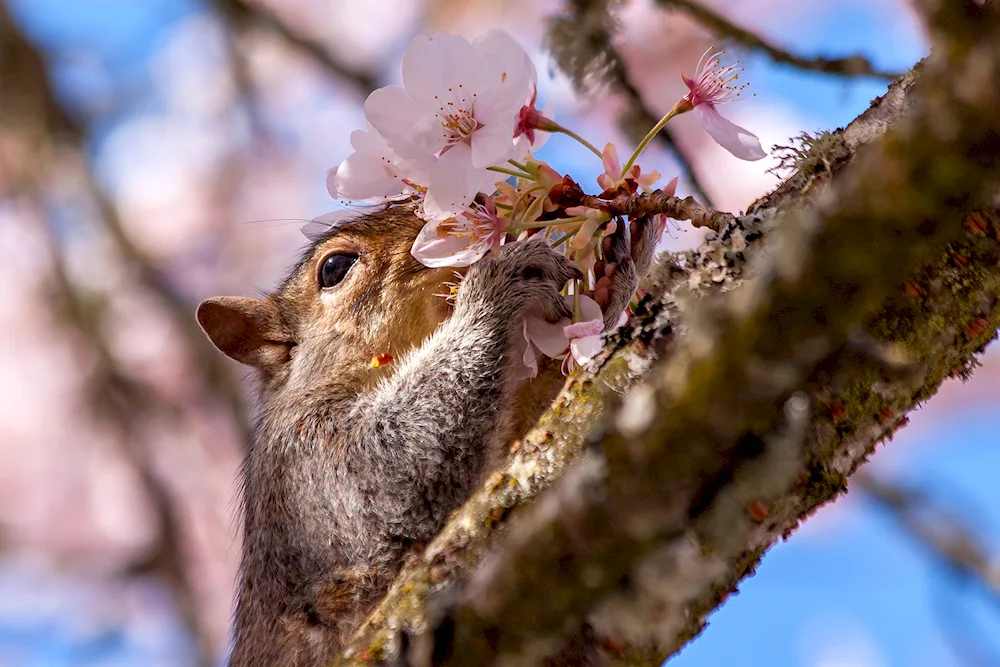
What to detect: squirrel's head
<box><xmin>197</xmin><ymin>205</ymin><xmax>456</xmax><ymax>398</ymax></box>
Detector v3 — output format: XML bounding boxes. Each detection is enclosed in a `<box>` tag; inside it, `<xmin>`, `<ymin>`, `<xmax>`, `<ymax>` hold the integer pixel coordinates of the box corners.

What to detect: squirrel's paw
<box><xmin>468</xmin><ymin>237</ymin><xmax>580</xmax><ymax>322</ymax></box>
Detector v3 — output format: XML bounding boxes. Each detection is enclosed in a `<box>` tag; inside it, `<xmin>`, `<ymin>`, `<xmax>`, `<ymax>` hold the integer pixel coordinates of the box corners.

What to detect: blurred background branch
<box><xmin>857</xmin><ymin>473</ymin><xmax>1000</xmax><ymax>606</ymax></box>
<box><xmin>657</xmin><ymin>0</ymin><xmax>903</xmax><ymax>80</ymax></box>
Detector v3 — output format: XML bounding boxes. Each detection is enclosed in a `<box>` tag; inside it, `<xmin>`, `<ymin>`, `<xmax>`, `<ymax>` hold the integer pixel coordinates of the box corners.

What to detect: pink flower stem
<box><xmin>621</xmin><ymin>104</ymin><xmax>685</xmax><ymax>174</ymax></box>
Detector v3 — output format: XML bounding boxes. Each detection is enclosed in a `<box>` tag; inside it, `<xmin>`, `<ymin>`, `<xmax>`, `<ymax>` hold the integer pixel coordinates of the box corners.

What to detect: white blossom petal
<box><xmin>301</xmin><ymin>210</ymin><xmax>369</xmax><ymax>241</ymax></box>
<box><xmin>410</xmin><ymin>218</ymin><xmax>489</xmax><ymax>268</ymax></box>
<box><xmin>364</xmin><ymin>85</ymin><xmax>436</xmax><ymax>157</ymax></box>
<box><xmin>423</xmin><ymin>144</ymin><xmax>493</xmax><ymax>220</ymax></box>
<box><xmin>513</xmin><ymin>320</ymin><xmax>540</xmax><ymax>380</ymax></box>
<box><xmin>326</xmin><ymin>166</ymin><xmax>339</xmax><ymax>198</ymax></box>
<box><xmin>570</xmin><ymin>335</ymin><xmax>604</xmax><ymax>365</ymax></box>
<box><xmin>693</xmin><ymin>104</ymin><xmax>766</xmax><ymax>161</ymax></box>
<box><xmin>402</xmin><ymin>33</ymin><xmax>479</xmax><ymax>108</ymax></box>
<box><xmin>471</xmin><ymin>123</ymin><xmax>516</xmax><ymax>169</ymax></box>
<box><xmin>474</xmin><ymin>30</ymin><xmax>536</xmax><ymax>115</ymax></box>
<box><xmin>333</xmin><ymin>127</ymin><xmax>410</xmax><ymax>202</ymax></box>
<box><xmin>524</xmin><ymin>312</ymin><xmax>570</xmax><ymax>358</ymax></box>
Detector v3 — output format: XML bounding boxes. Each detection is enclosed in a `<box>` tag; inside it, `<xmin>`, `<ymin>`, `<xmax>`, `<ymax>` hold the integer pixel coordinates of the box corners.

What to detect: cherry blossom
<box><xmin>364</xmin><ymin>31</ymin><xmax>536</xmax><ymax>218</ymax></box>
<box><xmin>563</xmin><ymin>303</ymin><xmax>626</xmax><ymax>373</ymax></box>
<box><xmin>329</xmin><ymin>124</ymin><xmax>428</xmax><ymax>203</ymax></box>
<box><xmin>516</xmin><ymin>294</ymin><xmax>622</xmax><ymax>378</ymax></box>
<box><xmin>677</xmin><ymin>49</ymin><xmax>766</xmax><ymax>161</ymax></box>
<box><xmin>410</xmin><ymin>196</ymin><xmax>510</xmax><ymax>268</ymax></box>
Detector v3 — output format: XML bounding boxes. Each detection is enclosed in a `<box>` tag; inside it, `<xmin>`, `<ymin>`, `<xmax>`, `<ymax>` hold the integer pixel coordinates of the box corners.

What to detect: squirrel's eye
<box><xmin>319</xmin><ymin>253</ymin><xmax>358</xmax><ymax>289</ymax></box>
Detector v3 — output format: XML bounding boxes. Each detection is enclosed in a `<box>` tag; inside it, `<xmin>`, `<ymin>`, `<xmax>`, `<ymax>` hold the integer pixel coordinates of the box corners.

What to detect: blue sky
<box><xmin>4</xmin><ymin>2</ymin><xmax>998</xmax><ymax>666</ymax></box>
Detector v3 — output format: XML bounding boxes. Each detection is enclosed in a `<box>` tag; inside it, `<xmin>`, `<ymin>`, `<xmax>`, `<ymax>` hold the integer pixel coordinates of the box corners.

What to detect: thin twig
<box><xmin>554</xmin><ymin>182</ymin><xmax>736</xmax><ymax>232</ymax></box>
<box><xmin>659</xmin><ymin>0</ymin><xmax>903</xmax><ymax>81</ymax></box>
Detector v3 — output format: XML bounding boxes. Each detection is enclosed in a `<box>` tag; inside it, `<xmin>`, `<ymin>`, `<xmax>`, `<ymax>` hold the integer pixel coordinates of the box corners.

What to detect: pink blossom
<box><xmin>410</xmin><ymin>197</ymin><xmax>510</xmax><ymax>268</ymax></box>
<box><xmin>561</xmin><ymin>296</ymin><xmax>620</xmax><ymax>372</ymax></box>
<box><xmin>364</xmin><ymin>31</ymin><xmax>536</xmax><ymax>219</ymax></box>
<box><xmin>678</xmin><ymin>49</ymin><xmax>766</xmax><ymax>161</ymax></box>
<box><xmin>329</xmin><ymin>124</ymin><xmax>429</xmax><ymax>203</ymax></box>
<box><xmin>517</xmin><ymin>294</ymin><xmax>620</xmax><ymax>378</ymax></box>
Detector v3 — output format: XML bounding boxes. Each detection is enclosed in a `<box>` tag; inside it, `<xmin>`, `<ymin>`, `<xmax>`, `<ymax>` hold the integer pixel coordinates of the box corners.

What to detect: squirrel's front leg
<box><xmin>345</xmin><ymin>237</ymin><xmax>580</xmax><ymax>543</ymax></box>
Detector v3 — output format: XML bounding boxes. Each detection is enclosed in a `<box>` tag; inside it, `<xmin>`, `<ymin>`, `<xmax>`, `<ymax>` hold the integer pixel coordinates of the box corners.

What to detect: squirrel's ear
<box><xmin>197</xmin><ymin>296</ymin><xmax>294</xmax><ymax>368</ymax></box>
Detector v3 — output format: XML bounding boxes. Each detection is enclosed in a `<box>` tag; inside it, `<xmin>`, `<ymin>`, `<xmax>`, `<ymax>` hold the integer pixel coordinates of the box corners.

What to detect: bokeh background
<box><xmin>0</xmin><ymin>1</ymin><xmax>998</xmax><ymax>666</ymax></box>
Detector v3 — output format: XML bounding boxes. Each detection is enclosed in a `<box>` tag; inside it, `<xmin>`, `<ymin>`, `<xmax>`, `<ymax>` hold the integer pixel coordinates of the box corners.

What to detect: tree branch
<box><xmin>337</xmin><ymin>2</ymin><xmax>1000</xmax><ymax>664</ymax></box>
<box><xmin>658</xmin><ymin>0</ymin><xmax>904</xmax><ymax>81</ymax></box>
<box><xmin>553</xmin><ymin>185</ymin><xmax>736</xmax><ymax>232</ymax></box>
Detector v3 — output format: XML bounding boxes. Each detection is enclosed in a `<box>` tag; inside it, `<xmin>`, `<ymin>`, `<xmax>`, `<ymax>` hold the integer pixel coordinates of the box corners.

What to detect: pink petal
<box><xmin>301</xmin><ymin>210</ymin><xmax>368</xmax><ymax>241</ymax></box>
<box><xmin>570</xmin><ymin>216</ymin><xmax>603</xmax><ymax>251</ymax></box>
<box><xmin>334</xmin><ymin>148</ymin><xmax>404</xmax><ymax>202</ymax></box>
<box><xmin>401</xmin><ymin>33</ymin><xmax>478</xmax><ymax>109</ymax></box>
<box><xmin>473</xmin><ymin>30</ymin><xmax>536</xmax><ymax>115</ymax></box>
<box><xmin>564</xmin><ymin>318</ymin><xmax>603</xmax><ymax>339</ymax></box>
<box><xmin>601</xmin><ymin>143</ymin><xmax>621</xmax><ymax>180</ymax></box>
<box><xmin>664</xmin><ymin>176</ymin><xmax>679</xmax><ymax>197</ymax></box>
<box><xmin>422</xmin><ymin>144</ymin><xmax>486</xmax><ymax>220</ymax></box>
<box><xmin>410</xmin><ymin>218</ymin><xmax>489</xmax><ymax>268</ymax></box>
<box><xmin>693</xmin><ymin>104</ymin><xmax>766</xmax><ymax>161</ymax></box>
<box><xmin>513</xmin><ymin>320</ymin><xmax>540</xmax><ymax>381</ymax></box>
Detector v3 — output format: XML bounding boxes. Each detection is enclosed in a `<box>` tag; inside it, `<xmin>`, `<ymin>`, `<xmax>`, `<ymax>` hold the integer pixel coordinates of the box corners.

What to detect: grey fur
<box><xmin>229</xmin><ymin>237</ymin><xmax>579</xmax><ymax>666</ymax></box>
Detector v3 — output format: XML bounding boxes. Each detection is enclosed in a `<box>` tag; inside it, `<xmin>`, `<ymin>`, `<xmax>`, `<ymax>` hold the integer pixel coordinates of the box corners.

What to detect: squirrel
<box><xmin>196</xmin><ymin>204</ymin><xmax>657</xmax><ymax>666</ymax></box>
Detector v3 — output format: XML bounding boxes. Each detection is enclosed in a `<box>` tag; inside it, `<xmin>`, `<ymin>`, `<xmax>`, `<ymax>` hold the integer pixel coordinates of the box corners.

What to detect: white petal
<box><xmin>564</xmin><ymin>319</ymin><xmax>603</xmax><ymax>339</ymax></box>
<box><xmin>402</xmin><ymin>33</ymin><xmax>478</xmax><ymax>108</ymax></box>
<box><xmin>334</xmin><ymin>149</ymin><xmax>404</xmax><ymax>201</ymax></box>
<box><xmin>474</xmin><ymin>30</ymin><xmax>536</xmax><ymax>115</ymax></box>
<box><xmin>423</xmin><ymin>144</ymin><xmax>486</xmax><ymax>220</ymax></box>
<box><xmin>578</xmin><ymin>294</ymin><xmax>604</xmax><ymax>322</ymax></box>
<box><xmin>524</xmin><ymin>303</ymin><xmax>571</xmax><ymax>358</ymax></box>
<box><xmin>301</xmin><ymin>210</ymin><xmax>366</xmax><ymax>241</ymax></box>
<box><xmin>364</xmin><ymin>85</ymin><xmax>434</xmax><ymax>158</ymax></box>
<box><xmin>513</xmin><ymin>321</ymin><xmax>540</xmax><ymax>380</ymax></box>
<box><xmin>471</xmin><ymin>122</ymin><xmax>516</xmax><ymax>169</ymax></box>
<box><xmin>326</xmin><ymin>166</ymin><xmax>339</xmax><ymax>198</ymax></box>
<box><xmin>570</xmin><ymin>335</ymin><xmax>604</xmax><ymax>365</ymax></box>
<box><xmin>410</xmin><ymin>219</ymin><xmax>489</xmax><ymax>268</ymax></box>
<box><xmin>693</xmin><ymin>104</ymin><xmax>767</xmax><ymax>161</ymax></box>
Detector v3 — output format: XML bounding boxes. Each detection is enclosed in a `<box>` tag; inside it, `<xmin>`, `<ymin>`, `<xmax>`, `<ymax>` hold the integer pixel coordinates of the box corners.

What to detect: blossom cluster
<box><xmin>324</xmin><ymin>31</ymin><xmax>765</xmax><ymax>377</ymax></box>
